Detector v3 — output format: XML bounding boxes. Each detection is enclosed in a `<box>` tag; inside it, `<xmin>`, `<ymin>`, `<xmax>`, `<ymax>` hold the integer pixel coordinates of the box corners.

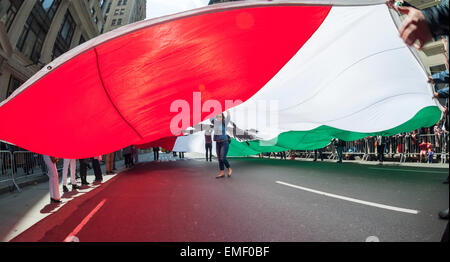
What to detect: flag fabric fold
<box><xmin>0</xmin><ymin>1</ymin><xmax>440</xmax><ymax>158</ymax></box>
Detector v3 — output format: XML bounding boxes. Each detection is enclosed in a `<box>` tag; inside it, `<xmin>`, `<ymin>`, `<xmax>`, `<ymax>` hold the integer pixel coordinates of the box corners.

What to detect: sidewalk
<box><xmin>0</xmin><ymin>152</ymin><xmax>178</xmax><ymax>195</ymax></box>
<box><xmin>0</xmin><ymin>152</ymin><xmax>180</xmax><ymax>242</ymax></box>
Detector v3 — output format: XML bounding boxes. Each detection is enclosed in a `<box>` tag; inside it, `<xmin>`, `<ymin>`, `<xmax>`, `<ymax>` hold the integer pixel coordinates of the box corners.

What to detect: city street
<box><xmin>1</xmin><ymin>0</ymin><xmax>449</xmax><ymax>249</ymax></box>
<box><xmin>3</xmin><ymin>156</ymin><xmax>448</xmax><ymax>242</ymax></box>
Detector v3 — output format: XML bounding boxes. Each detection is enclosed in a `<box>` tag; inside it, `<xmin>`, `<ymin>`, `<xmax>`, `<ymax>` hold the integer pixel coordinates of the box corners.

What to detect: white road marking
<box><xmin>63</xmin><ymin>199</ymin><xmax>107</xmax><ymax>242</ymax></box>
<box><xmin>276</xmin><ymin>181</ymin><xmax>419</xmax><ymax>214</ymax></box>
<box><xmin>368</xmin><ymin>167</ymin><xmax>448</xmax><ymax>174</ymax></box>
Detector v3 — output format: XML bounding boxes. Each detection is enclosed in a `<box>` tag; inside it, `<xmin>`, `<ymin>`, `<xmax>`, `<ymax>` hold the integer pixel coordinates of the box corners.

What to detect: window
<box><xmin>91</xmin><ymin>7</ymin><xmax>95</xmax><ymax>15</ymax></box>
<box><xmin>16</xmin><ymin>14</ymin><xmax>47</xmax><ymax>63</ymax></box>
<box><xmin>117</xmin><ymin>0</ymin><xmax>122</xmax><ymax>6</ymax></box>
<box><xmin>123</xmin><ymin>0</ymin><xmax>127</xmax><ymax>5</ymax></box>
<box><xmin>79</xmin><ymin>35</ymin><xmax>86</xmax><ymax>45</ymax></box>
<box><xmin>105</xmin><ymin>2</ymin><xmax>111</xmax><ymax>13</ymax></box>
<box><xmin>40</xmin><ymin>0</ymin><xmax>61</xmax><ymax>20</ymax></box>
<box><xmin>41</xmin><ymin>0</ymin><xmax>55</xmax><ymax>12</ymax></box>
<box><xmin>59</xmin><ymin>11</ymin><xmax>76</xmax><ymax>45</ymax></box>
<box><xmin>16</xmin><ymin>0</ymin><xmax>61</xmax><ymax>62</ymax></box>
<box><xmin>52</xmin><ymin>11</ymin><xmax>76</xmax><ymax>59</ymax></box>
<box><xmin>99</xmin><ymin>0</ymin><xmax>105</xmax><ymax>8</ymax></box>
<box><xmin>111</xmin><ymin>19</ymin><xmax>116</xmax><ymax>26</ymax></box>
<box><xmin>4</xmin><ymin>0</ymin><xmax>25</xmax><ymax>32</ymax></box>
<box><xmin>114</xmin><ymin>9</ymin><xmax>119</xmax><ymax>15</ymax></box>
<box><xmin>94</xmin><ymin>16</ymin><xmax>98</xmax><ymax>24</ymax></box>
<box><xmin>117</xmin><ymin>18</ymin><xmax>122</xmax><ymax>25</ymax></box>
<box><xmin>7</xmin><ymin>76</ymin><xmax>23</xmax><ymax>98</ymax></box>
<box><xmin>120</xmin><ymin>8</ymin><xmax>125</xmax><ymax>15</ymax></box>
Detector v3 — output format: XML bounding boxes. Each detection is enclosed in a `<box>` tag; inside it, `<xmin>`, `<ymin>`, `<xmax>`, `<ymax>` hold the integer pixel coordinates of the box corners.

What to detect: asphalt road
<box><xmin>10</xmin><ymin>157</ymin><xmax>449</xmax><ymax>242</ymax></box>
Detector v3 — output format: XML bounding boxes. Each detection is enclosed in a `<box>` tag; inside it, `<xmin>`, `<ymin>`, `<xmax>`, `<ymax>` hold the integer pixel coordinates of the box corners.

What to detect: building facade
<box><xmin>0</xmin><ymin>0</ymin><xmax>113</xmax><ymax>102</ymax></box>
<box><xmin>102</xmin><ymin>0</ymin><xmax>146</xmax><ymax>33</ymax></box>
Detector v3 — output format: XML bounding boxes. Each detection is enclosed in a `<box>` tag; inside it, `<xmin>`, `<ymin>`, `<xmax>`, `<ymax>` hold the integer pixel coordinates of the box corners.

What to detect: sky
<box><xmin>146</xmin><ymin>0</ymin><xmax>211</xmax><ymax>19</ymax></box>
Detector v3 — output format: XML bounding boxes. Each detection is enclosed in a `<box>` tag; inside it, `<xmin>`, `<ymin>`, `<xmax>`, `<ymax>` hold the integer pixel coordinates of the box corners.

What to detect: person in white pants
<box><xmin>62</xmin><ymin>159</ymin><xmax>78</xmax><ymax>192</ymax></box>
<box><xmin>43</xmin><ymin>155</ymin><xmax>61</xmax><ymax>203</ymax></box>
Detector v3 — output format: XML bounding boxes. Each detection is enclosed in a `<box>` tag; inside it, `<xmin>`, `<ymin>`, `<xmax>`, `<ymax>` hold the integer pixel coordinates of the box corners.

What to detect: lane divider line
<box><xmin>368</xmin><ymin>167</ymin><xmax>448</xmax><ymax>174</ymax></box>
<box><xmin>64</xmin><ymin>199</ymin><xmax>107</xmax><ymax>242</ymax></box>
<box><xmin>275</xmin><ymin>181</ymin><xmax>419</xmax><ymax>215</ymax></box>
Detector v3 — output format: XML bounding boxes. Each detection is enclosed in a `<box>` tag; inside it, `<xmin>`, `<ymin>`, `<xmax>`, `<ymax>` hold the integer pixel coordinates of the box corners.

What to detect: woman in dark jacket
<box><xmin>211</xmin><ymin>111</ymin><xmax>232</xmax><ymax>178</ymax></box>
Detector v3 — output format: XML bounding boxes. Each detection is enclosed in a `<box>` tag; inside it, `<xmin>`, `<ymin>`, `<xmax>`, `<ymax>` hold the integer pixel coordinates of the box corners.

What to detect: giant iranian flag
<box><xmin>0</xmin><ymin>1</ymin><xmax>442</xmax><ymax>158</ymax></box>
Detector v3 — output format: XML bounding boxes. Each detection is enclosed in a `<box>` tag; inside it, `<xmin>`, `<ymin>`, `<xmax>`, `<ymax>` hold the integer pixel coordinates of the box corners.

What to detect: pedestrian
<box><xmin>280</xmin><ymin>151</ymin><xmax>287</xmax><ymax>160</ymax></box>
<box><xmin>377</xmin><ymin>136</ymin><xmax>386</xmax><ymax>163</ymax></box>
<box><xmin>92</xmin><ymin>156</ymin><xmax>103</xmax><ymax>182</ymax></box>
<box><xmin>419</xmin><ymin>139</ymin><xmax>428</xmax><ymax>163</ymax></box>
<box><xmin>434</xmin><ymin>121</ymin><xmax>443</xmax><ymax>154</ymax></box>
<box><xmin>205</xmin><ymin>129</ymin><xmax>213</xmax><ymax>162</ymax></box>
<box><xmin>62</xmin><ymin>159</ymin><xmax>78</xmax><ymax>192</ymax></box>
<box><xmin>79</xmin><ymin>158</ymin><xmax>90</xmax><ymax>186</ymax></box>
<box><xmin>211</xmin><ymin>111</ymin><xmax>232</xmax><ymax>178</ymax></box>
<box><xmin>105</xmin><ymin>152</ymin><xmax>115</xmax><ymax>175</ymax></box>
<box><xmin>313</xmin><ymin>148</ymin><xmax>324</xmax><ymax>161</ymax></box>
<box><xmin>153</xmin><ymin>147</ymin><xmax>159</xmax><ymax>161</ymax></box>
<box><xmin>134</xmin><ymin>147</ymin><xmax>139</xmax><ymax>164</ymax></box>
<box><xmin>427</xmin><ymin>141</ymin><xmax>434</xmax><ymax>163</ymax></box>
<box><xmin>130</xmin><ymin>146</ymin><xmax>136</xmax><ymax>167</ymax></box>
<box><xmin>123</xmin><ymin>146</ymin><xmax>133</xmax><ymax>168</ymax></box>
<box><xmin>332</xmin><ymin>138</ymin><xmax>344</xmax><ymax>163</ymax></box>
<box><xmin>43</xmin><ymin>155</ymin><xmax>61</xmax><ymax>203</ymax></box>
<box><xmin>112</xmin><ymin>151</ymin><xmax>118</xmax><ymax>172</ymax></box>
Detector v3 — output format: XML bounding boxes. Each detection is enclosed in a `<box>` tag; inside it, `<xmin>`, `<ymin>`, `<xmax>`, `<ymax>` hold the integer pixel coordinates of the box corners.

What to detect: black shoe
<box><xmin>439</xmin><ymin>209</ymin><xmax>449</xmax><ymax>220</ymax></box>
<box><xmin>72</xmin><ymin>184</ymin><xmax>79</xmax><ymax>191</ymax></box>
<box><xmin>63</xmin><ymin>185</ymin><xmax>69</xmax><ymax>193</ymax></box>
<box><xmin>50</xmin><ymin>198</ymin><xmax>61</xmax><ymax>204</ymax></box>
<box><xmin>81</xmin><ymin>181</ymin><xmax>90</xmax><ymax>185</ymax></box>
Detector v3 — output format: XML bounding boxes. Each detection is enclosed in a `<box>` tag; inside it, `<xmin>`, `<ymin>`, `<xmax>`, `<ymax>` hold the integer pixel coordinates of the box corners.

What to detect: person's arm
<box><xmin>437</xmin><ymin>86</ymin><xmax>449</xmax><ymax>98</ymax></box>
<box><xmin>430</xmin><ymin>70</ymin><xmax>450</xmax><ymax>84</ymax></box>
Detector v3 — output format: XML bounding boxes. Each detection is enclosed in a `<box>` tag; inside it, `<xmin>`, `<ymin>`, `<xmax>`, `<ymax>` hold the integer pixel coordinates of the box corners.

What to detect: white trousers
<box><xmin>43</xmin><ymin>155</ymin><xmax>60</xmax><ymax>200</ymax></box>
<box><xmin>62</xmin><ymin>159</ymin><xmax>77</xmax><ymax>186</ymax></box>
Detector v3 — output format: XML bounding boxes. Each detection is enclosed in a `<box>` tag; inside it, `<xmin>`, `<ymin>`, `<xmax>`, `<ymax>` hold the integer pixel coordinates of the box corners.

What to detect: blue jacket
<box><xmin>432</xmin><ymin>70</ymin><xmax>449</xmax><ymax>98</ymax></box>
